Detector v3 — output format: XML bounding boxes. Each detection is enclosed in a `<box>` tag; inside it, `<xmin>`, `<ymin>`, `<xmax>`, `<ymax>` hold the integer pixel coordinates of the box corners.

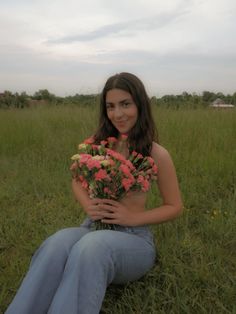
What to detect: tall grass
<box><xmin>0</xmin><ymin>105</ymin><xmax>235</xmax><ymax>313</ymax></box>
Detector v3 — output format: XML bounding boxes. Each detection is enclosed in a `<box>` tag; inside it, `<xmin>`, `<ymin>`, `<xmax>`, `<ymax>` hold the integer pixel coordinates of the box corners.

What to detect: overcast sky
<box><xmin>0</xmin><ymin>0</ymin><xmax>235</xmax><ymax>96</ymax></box>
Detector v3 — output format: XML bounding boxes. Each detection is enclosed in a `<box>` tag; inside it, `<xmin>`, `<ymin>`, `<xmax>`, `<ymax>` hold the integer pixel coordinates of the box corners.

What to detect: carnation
<box><xmin>71</xmin><ymin>137</ymin><xmax>158</xmax><ymax>229</ymax></box>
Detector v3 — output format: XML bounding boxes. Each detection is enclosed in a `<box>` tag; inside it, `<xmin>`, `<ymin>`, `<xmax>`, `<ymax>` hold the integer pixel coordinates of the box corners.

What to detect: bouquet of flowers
<box><xmin>71</xmin><ymin>135</ymin><xmax>158</xmax><ymax>229</ymax></box>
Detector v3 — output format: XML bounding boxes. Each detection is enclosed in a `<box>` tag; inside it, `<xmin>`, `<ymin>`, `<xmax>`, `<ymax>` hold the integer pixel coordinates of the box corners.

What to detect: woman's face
<box><xmin>105</xmin><ymin>88</ymin><xmax>138</xmax><ymax>134</ymax></box>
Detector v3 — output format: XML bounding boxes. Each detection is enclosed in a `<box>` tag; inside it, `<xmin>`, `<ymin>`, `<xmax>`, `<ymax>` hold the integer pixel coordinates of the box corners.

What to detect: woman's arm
<box><xmin>132</xmin><ymin>143</ymin><xmax>183</xmax><ymax>225</ymax></box>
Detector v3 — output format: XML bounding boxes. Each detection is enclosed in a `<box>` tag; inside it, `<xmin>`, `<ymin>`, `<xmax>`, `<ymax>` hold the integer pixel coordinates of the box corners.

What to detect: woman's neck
<box><xmin>115</xmin><ymin>137</ymin><xmax>129</xmax><ymax>158</ymax></box>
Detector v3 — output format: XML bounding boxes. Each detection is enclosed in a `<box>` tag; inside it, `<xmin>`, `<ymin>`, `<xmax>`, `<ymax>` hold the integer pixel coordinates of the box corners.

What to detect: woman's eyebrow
<box><xmin>120</xmin><ymin>98</ymin><xmax>131</xmax><ymax>103</ymax></box>
<box><xmin>106</xmin><ymin>98</ymin><xmax>132</xmax><ymax>105</ymax></box>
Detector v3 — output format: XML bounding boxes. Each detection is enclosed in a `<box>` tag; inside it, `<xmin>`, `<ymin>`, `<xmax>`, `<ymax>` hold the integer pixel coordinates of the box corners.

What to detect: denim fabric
<box><xmin>5</xmin><ymin>218</ymin><xmax>156</xmax><ymax>314</ymax></box>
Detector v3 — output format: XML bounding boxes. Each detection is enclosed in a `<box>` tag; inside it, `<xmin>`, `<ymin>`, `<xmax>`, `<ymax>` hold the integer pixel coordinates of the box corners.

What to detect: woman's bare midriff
<box><xmin>120</xmin><ymin>191</ymin><xmax>147</xmax><ymax>213</ymax></box>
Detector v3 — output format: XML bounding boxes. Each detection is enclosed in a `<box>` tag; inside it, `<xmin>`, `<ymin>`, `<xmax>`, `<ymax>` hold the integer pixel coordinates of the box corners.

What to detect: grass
<box><xmin>0</xmin><ymin>104</ymin><xmax>235</xmax><ymax>313</ymax></box>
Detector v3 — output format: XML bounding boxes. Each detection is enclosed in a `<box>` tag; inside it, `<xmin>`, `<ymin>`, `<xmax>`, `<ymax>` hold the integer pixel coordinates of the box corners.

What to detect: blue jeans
<box><xmin>5</xmin><ymin>218</ymin><xmax>156</xmax><ymax>314</ymax></box>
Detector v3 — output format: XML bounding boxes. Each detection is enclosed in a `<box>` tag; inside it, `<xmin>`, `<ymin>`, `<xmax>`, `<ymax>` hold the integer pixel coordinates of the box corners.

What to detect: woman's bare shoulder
<box><xmin>151</xmin><ymin>142</ymin><xmax>171</xmax><ymax>163</ymax></box>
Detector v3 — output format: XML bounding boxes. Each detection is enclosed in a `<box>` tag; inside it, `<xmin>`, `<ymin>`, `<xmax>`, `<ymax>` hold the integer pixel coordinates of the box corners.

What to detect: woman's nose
<box><xmin>113</xmin><ymin>106</ymin><xmax>123</xmax><ymax>118</ymax></box>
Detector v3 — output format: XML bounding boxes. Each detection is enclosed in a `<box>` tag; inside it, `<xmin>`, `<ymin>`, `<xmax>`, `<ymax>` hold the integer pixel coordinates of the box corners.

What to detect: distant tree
<box><xmin>192</xmin><ymin>93</ymin><xmax>201</xmax><ymax>105</ymax></box>
<box><xmin>16</xmin><ymin>92</ymin><xmax>29</xmax><ymax>108</ymax></box>
<box><xmin>216</xmin><ymin>92</ymin><xmax>225</xmax><ymax>99</ymax></box>
<box><xmin>232</xmin><ymin>92</ymin><xmax>236</xmax><ymax>105</ymax></box>
<box><xmin>181</xmin><ymin>91</ymin><xmax>192</xmax><ymax>101</ymax></box>
<box><xmin>202</xmin><ymin>91</ymin><xmax>216</xmax><ymax>103</ymax></box>
<box><xmin>33</xmin><ymin>89</ymin><xmax>55</xmax><ymax>102</ymax></box>
<box><xmin>0</xmin><ymin>91</ymin><xmax>14</xmax><ymax>108</ymax></box>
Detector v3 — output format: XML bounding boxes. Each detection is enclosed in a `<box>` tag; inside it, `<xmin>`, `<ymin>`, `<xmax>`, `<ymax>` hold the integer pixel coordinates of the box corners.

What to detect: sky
<box><xmin>0</xmin><ymin>0</ymin><xmax>236</xmax><ymax>97</ymax></box>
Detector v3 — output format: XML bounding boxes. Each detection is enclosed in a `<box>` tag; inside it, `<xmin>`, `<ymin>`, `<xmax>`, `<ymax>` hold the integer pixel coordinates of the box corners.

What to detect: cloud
<box><xmin>47</xmin><ymin>9</ymin><xmax>189</xmax><ymax>44</ymax></box>
<box><xmin>0</xmin><ymin>0</ymin><xmax>236</xmax><ymax>96</ymax></box>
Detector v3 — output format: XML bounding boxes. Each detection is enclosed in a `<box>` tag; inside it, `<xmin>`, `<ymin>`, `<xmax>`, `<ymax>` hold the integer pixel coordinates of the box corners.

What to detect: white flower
<box><xmin>92</xmin><ymin>155</ymin><xmax>105</xmax><ymax>161</ymax></box>
<box><xmin>78</xmin><ymin>143</ymin><xmax>89</xmax><ymax>150</ymax></box>
<box><xmin>100</xmin><ymin>160</ymin><xmax>111</xmax><ymax>166</ymax></box>
<box><xmin>71</xmin><ymin>154</ymin><xmax>81</xmax><ymax>161</ymax></box>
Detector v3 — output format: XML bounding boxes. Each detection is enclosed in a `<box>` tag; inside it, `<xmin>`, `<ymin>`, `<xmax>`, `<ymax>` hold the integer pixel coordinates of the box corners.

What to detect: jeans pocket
<box><xmin>126</xmin><ymin>226</ymin><xmax>155</xmax><ymax>249</ymax></box>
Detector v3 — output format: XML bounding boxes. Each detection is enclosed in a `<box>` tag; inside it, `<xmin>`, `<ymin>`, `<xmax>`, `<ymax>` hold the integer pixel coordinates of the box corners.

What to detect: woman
<box><xmin>6</xmin><ymin>72</ymin><xmax>182</xmax><ymax>314</ymax></box>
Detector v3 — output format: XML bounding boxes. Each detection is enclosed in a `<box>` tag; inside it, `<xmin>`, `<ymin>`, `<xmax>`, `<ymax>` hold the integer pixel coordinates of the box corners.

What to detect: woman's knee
<box><xmin>69</xmin><ymin>230</ymin><xmax>114</xmax><ymax>262</ymax></box>
<box><xmin>32</xmin><ymin>228</ymin><xmax>89</xmax><ymax>264</ymax></box>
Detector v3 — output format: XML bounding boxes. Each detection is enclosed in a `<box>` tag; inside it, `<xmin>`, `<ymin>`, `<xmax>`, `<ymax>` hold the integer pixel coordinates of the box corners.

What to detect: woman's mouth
<box><xmin>115</xmin><ymin>121</ymin><xmax>127</xmax><ymax>126</ymax></box>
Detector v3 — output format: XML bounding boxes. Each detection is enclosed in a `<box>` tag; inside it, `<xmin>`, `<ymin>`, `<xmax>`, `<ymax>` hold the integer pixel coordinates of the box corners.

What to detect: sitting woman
<box><xmin>5</xmin><ymin>72</ymin><xmax>183</xmax><ymax>314</ymax></box>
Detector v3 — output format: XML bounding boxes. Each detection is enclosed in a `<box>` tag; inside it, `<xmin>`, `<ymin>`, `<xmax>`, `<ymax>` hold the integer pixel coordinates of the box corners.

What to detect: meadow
<box><xmin>0</xmin><ymin>104</ymin><xmax>235</xmax><ymax>313</ymax></box>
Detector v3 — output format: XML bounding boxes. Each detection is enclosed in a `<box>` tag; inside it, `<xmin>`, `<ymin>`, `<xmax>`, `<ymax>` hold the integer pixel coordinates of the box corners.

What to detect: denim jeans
<box><xmin>5</xmin><ymin>218</ymin><xmax>156</xmax><ymax>314</ymax></box>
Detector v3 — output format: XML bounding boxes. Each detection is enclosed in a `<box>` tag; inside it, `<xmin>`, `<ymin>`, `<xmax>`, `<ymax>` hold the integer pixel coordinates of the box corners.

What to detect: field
<box><xmin>0</xmin><ymin>104</ymin><xmax>235</xmax><ymax>313</ymax></box>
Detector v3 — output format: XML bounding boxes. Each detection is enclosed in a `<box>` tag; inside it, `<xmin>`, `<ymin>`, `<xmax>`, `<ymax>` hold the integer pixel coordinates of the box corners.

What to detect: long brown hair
<box><xmin>93</xmin><ymin>72</ymin><xmax>158</xmax><ymax>156</ymax></box>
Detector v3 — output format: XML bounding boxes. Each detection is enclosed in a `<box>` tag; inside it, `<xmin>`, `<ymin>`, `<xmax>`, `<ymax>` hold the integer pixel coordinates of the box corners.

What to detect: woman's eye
<box><xmin>122</xmin><ymin>102</ymin><xmax>130</xmax><ymax>107</ymax></box>
<box><xmin>106</xmin><ymin>104</ymin><xmax>114</xmax><ymax>110</ymax></box>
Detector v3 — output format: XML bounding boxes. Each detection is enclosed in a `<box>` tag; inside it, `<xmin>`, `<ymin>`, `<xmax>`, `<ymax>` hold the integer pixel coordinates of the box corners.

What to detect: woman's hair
<box><xmin>93</xmin><ymin>72</ymin><xmax>158</xmax><ymax>156</ymax></box>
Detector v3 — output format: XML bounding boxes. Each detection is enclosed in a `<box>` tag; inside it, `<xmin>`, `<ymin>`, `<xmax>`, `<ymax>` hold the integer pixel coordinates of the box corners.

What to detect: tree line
<box><xmin>0</xmin><ymin>89</ymin><xmax>236</xmax><ymax>109</ymax></box>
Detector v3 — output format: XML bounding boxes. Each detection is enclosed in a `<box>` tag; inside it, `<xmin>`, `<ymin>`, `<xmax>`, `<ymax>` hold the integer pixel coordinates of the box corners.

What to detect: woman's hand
<box><xmin>70</xmin><ymin>162</ymin><xmax>79</xmax><ymax>180</ymax></box>
<box><xmin>98</xmin><ymin>199</ymin><xmax>136</xmax><ymax>226</ymax></box>
<box><xmin>85</xmin><ymin>198</ymin><xmax>107</xmax><ymax>221</ymax></box>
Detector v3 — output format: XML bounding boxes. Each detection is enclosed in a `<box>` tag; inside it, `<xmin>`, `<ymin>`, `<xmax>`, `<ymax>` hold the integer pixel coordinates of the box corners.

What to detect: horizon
<box><xmin>1</xmin><ymin>88</ymin><xmax>235</xmax><ymax>99</ymax></box>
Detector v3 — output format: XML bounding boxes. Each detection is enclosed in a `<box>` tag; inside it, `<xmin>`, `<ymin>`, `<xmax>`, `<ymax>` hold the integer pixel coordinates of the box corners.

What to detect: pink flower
<box><xmin>79</xmin><ymin>175</ymin><xmax>84</xmax><ymax>181</ymax></box>
<box><xmin>104</xmin><ymin>187</ymin><xmax>112</xmax><ymax>194</ymax></box>
<box><xmin>132</xmin><ymin>151</ymin><xmax>138</xmax><ymax>157</ymax></box>
<box><xmin>121</xmin><ymin>134</ymin><xmax>128</xmax><ymax>141</ymax></box>
<box><xmin>81</xmin><ymin>179</ymin><xmax>88</xmax><ymax>189</ymax></box>
<box><xmin>95</xmin><ymin>169</ymin><xmax>108</xmax><ymax>181</ymax></box>
<box><xmin>137</xmin><ymin>175</ymin><xmax>144</xmax><ymax>184</ymax></box>
<box><xmin>125</xmin><ymin>160</ymin><xmax>135</xmax><ymax>171</ymax></box>
<box><xmin>79</xmin><ymin>154</ymin><xmax>92</xmax><ymax>164</ymax></box>
<box><xmin>101</xmin><ymin>140</ymin><xmax>108</xmax><ymax>146</ymax></box>
<box><xmin>147</xmin><ymin>156</ymin><xmax>155</xmax><ymax>166</ymax></box>
<box><xmin>122</xmin><ymin>178</ymin><xmax>134</xmax><ymax>191</ymax></box>
<box><xmin>86</xmin><ymin>158</ymin><xmax>101</xmax><ymax>170</ymax></box>
<box><xmin>108</xmin><ymin>159</ymin><xmax>115</xmax><ymax>167</ymax></box>
<box><xmin>141</xmin><ymin>179</ymin><xmax>149</xmax><ymax>192</ymax></box>
<box><xmin>119</xmin><ymin>164</ymin><xmax>132</xmax><ymax>177</ymax></box>
<box><xmin>83</xmin><ymin>137</ymin><xmax>94</xmax><ymax>144</ymax></box>
<box><xmin>71</xmin><ymin>136</ymin><xmax>157</xmax><ymax>200</ymax></box>
<box><xmin>107</xmin><ymin>149</ymin><xmax>126</xmax><ymax>162</ymax></box>
<box><xmin>107</xmin><ymin>137</ymin><xmax>117</xmax><ymax>143</ymax></box>
<box><xmin>152</xmin><ymin>164</ymin><xmax>158</xmax><ymax>174</ymax></box>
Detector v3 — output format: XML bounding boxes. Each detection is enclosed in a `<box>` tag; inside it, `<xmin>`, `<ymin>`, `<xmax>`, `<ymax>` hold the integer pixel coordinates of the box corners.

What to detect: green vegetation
<box><xmin>1</xmin><ymin>89</ymin><xmax>236</xmax><ymax>109</ymax></box>
<box><xmin>0</xmin><ymin>104</ymin><xmax>235</xmax><ymax>313</ymax></box>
